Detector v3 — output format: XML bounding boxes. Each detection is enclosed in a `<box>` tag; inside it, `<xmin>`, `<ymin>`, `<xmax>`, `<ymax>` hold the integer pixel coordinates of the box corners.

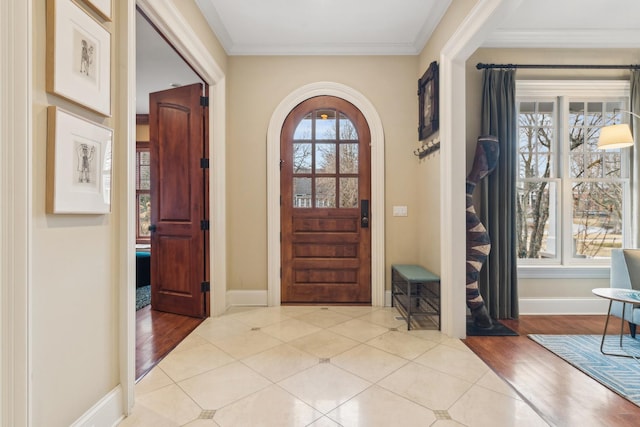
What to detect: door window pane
<box><xmin>315</xmin><ymin>110</ymin><xmax>336</xmax><ymax>140</ymax></box>
<box><xmin>293</xmin><ymin>143</ymin><xmax>312</xmax><ymax>174</ymax></box>
<box><xmin>339</xmin><ymin>113</ymin><xmax>358</xmax><ymax>140</ymax></box>
<box><xmin>339</xmin><ymin>178</ymin><xmax>358</xmax><ymax>208</ymax></box>
<box><xmin>293</xmin><ymin>177</ymin><xmax>312</xmax><ymax>208</ymax></box>
<box><xmin>294</xmin><ymin>113</ymin><xmax>312</xmax><ymax>140</ymax></box>
<box><xmin>316</xmin><ymin>178</ymin><xmax>335</xmax><ymax>207</ymax></box>
<box><xmin>315</xmin><ymin>143</ymin><xmax>335</xmax><ymax>173</ymax></box>
<box><xmin>339</xmin><ymin>144</ymin><xmax>359</xmax><ymax>174</ymax></box>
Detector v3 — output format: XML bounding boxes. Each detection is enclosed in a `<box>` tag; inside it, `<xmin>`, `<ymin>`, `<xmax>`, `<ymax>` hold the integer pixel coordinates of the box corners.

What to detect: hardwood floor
<box><xmin>464</xmin><ymin>315</ymin><xmax>640</xmax><ymax>427</ymax></box>
<box><xmin>135</xmin><ymin>305</ymin><xmax>204</xmax><ymax>380</ymax></box>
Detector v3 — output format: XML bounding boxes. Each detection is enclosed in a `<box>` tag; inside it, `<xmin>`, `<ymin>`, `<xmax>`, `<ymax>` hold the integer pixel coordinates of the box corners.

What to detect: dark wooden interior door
<box><xmin>281</xmin><ymin>96</ymin><xmax>371</xmax><ymax>303</ymax></box>
<box><xmin>149</xmin><ymin>83</ymin><xmax>208</xmax><ymax>318</ymax></box>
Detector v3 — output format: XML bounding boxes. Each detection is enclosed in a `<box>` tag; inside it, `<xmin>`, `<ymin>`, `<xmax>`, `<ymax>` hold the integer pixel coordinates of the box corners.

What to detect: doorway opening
<box><xmin>266</xmin><ymin>82</ymin><xmax>386</xmax><ymax>307</ymax></box>
<box><xmin>280</xmin><ymin>96</ymin><xmax>372</xmax><ymax>304</ymax></box>
<box><xmin>134</xmin><ymin>9</ymin><xmax>207</xmax><ymax>380</ymax></box>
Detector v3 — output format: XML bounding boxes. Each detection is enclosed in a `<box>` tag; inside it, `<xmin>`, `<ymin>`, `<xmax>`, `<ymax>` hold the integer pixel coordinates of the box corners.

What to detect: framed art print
<box><xmin>46</xmin><ymin>106</ymin><xmax>113</xmax><ymax>214</ymax></box>
<box><xmin>418</xmin><ymin>61</ymin><xmax>439</xmax><ymax>141</ymax></box>
<box><xmin>83</xmin><ymin>0</ymin><xmax>112</xmax><ymax>21</ymax></box>
<box><xmin>46</xmin><ymin>0</ymin><xmax>111</xmax><ymax>116</ymax></box>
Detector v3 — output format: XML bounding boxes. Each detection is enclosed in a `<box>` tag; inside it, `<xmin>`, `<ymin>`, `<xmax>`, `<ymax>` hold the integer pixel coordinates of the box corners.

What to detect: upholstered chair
<box><xmin>609</xmin><ymin>249</ymin><xmax>640</xmax><ymax>338</ymax></box>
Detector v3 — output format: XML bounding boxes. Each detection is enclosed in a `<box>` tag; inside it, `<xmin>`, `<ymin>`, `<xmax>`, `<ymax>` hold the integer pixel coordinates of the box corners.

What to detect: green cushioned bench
<box><xmin>391</xmin><ymin>264</ymin><xmax>440</xmax><ymax>330</ymax></box>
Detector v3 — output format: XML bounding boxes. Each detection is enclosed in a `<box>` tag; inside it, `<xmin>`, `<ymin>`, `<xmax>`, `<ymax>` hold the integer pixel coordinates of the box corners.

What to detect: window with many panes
<box><xmin>292</xmin><ymin>109</ymin><xmax>360</xmax><ymax>209</ymax></box>
<box><xmin>516</xmin><ymin>81</ymin><xmax>630</xmax><ymax>269</ymax></box>
<box><xmin>136</xmin><ymin>141</ymin><xmax>151</xmax><ymax>243</ymax></box>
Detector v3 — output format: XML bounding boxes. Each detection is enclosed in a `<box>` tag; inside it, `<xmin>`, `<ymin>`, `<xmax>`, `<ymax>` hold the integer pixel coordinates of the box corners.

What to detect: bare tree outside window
<box><xmin>292</xmin><ymin>109</ymin><xmax>360</xmax><ymax>209</ymax></box>
<box><xmin>516</xmin><ymin>97</ymin><xmax>627</xmax><ymax>261</ymax></box>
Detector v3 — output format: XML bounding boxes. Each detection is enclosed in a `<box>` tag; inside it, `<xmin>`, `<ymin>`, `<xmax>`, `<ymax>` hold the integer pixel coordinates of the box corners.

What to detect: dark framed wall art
<box><xmin>418</xmin><ymin>61</ymin><xmax>439</xmax><ymax>141</ymax></box>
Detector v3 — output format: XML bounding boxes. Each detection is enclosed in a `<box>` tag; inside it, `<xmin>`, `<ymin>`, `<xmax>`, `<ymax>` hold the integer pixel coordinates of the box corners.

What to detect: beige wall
<box><xmin>415</xmin><ymin>0</ymin><xmax>479</xmax><ymax>275</ymax></box>
<box><xmin>465</xmin><ymin>48</ymin><xmax>640</xmax><ymax>302</ymax></box>
<box><xmin>226</xmin><ymin>55</ymin><xmax>418</xmax><ymax>291</ymax></box>
<box><xmin>29</xmin><ymin>0</ymin><xmax>227</xmax><ymax>424</ymax></box>
<box><xmin>32</xmin><ymin>1</ymin><xmax>120</xmax><ymax>425</ymax></box>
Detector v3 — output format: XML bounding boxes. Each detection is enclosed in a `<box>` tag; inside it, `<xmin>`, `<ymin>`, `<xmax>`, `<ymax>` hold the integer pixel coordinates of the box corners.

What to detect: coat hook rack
<box><xmin>414</xmin><ymin>137</ymin><xmax>440</xmax><ymax>159</ymax></box>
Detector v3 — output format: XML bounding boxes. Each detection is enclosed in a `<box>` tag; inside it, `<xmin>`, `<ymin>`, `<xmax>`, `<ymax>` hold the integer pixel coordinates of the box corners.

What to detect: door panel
<box><xmin>149</xmin><ymin>83</ymin><xmax>207</xmax><ymax>317</ymax></box>
<box><xmin>281</xmin><ymin>96</ymin><xmax>371</xmax><ymax>303</ymax></box>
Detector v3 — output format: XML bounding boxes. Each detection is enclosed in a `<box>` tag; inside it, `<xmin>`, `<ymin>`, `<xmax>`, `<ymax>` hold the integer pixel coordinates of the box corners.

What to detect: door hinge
<box><xmin>280</xmin><ymin>268</ymin><xmax>282</xmax><ymax>278</ymax></box>
<box><xmin>200</xmin><ymin>158</ymin><xmax>210</xmax><ymax>169</ymax></box>
<box><xmin>201</xmin><ymin>281</ymin><xmax>210</xmax><ymax>292</ymax></box>
<box><xmin>201</xmin><ymin>220</ymin><xmax>210</xmax><ymax>230</ymax></box>
<box><xmin>200</xmin><ymin>96</ymin><xmax>209</xmax><ymax>107</ymax></box>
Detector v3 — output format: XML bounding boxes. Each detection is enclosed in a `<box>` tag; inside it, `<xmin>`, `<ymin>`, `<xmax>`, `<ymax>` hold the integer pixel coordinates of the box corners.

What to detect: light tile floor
<box><xmin>119</xmin><ymin>306</ymin><xmax>549</xmax><ymax>427</ymax></box>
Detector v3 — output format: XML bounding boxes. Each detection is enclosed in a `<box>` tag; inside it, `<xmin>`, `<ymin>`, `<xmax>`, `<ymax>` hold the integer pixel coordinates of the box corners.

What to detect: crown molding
<box><xmin>228</xmin><ymin>42</ymin><xmax>420</xmax><ymax>56</ymax></box>
<box><xmin>483</xmin><ymin>29</ymin><xmax>640</xmax><ymax>48</ymax></box>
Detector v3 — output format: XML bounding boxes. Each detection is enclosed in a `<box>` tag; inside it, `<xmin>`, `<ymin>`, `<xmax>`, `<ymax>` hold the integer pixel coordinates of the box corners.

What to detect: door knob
<box><xmin>361</xmin><ymin>200</ymin><xmax>369</xmax><ymax>228</ymax></box>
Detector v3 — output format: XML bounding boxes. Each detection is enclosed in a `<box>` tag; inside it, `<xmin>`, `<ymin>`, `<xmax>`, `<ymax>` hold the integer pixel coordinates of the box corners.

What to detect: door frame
<box><xmin>122</xmin><ymin>0</ymin><xmax>227</xmax><ymax>413</ymax></box>
<box><xmin>267</xmin><ymin>82</ymin><xmax>385</xmax><ymax>307</ymax></box>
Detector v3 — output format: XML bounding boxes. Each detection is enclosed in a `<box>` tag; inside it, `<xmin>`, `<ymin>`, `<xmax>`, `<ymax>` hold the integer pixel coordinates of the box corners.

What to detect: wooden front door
<box><xmin>281</xmin><ymin>96</ymin><xmax>371</xmax><ymax>303</ymax></box>
<box><xmin>149</xmin><ymin>83</ymin><xmax>209</xmax><ymax>318</ymax></box>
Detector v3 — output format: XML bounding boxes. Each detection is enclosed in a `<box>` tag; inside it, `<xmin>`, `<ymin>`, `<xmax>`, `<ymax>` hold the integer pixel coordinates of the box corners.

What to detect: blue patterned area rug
<box><xmin>529</xmin><ymin>334</ymin><xmax>640</xmax><ymax>407</ymax></box>
<box><xmin>136</xmin><ymin>285</ymin><xmax>151</xmax><ymax>310</ymax></box>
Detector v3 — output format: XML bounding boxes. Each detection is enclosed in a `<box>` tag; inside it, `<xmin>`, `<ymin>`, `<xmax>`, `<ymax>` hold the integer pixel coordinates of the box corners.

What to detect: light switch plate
<box><xmin>393</xmin><ymin>205</ymin><xmax>408</xmax><ymax>217</ymax></box>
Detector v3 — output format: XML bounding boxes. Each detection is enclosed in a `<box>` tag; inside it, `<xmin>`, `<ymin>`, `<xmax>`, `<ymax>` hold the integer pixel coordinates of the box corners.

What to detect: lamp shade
<box><xmin>597</xmin><ymin>124</ymin><xmax>634</xmax><ymax>149</ymax></box>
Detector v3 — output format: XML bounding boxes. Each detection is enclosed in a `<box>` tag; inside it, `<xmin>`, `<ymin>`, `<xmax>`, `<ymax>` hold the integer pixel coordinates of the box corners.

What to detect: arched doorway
<box><xmin>266</xmin><ymin>82</ymin><xmax>386</xmax><ymax>307</ymax></box>
<box><xmin>280</xmin><ymin>96</ymin><xmax>372</xmax><ymax>303</ymax></box>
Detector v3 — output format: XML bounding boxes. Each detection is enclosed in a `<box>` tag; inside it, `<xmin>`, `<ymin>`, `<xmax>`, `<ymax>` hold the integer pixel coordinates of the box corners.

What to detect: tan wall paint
<box><xmin>32</xmin><ymin>2</ymin><xmax>119</xmax><ymax>425</ymax></box>
<box><xmin>465</xmin><ymin>47</ymin><xmax>640</xmax><ymax>301</ymax></box>
<box><xmin>227</xmin><ymin>55</ymin><xmax>418</xmax><ymax>291</ymax></box>
<box><xmin>30</xmin><ymin>0</ymin><xmax>227</xmax><ymax>424</ymax></box>
<box><xmin>415</xmin><ymin>0</ymin><xmax>479</xmax><ymax>276</ymax></box>
<box><xmin>169</xmin><ymin>0</ymin><xmax>228</xmax><ymax>74</ymax></box>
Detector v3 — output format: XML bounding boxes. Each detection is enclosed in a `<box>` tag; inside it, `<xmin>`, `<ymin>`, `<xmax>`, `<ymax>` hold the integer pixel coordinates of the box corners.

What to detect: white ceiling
<box><xmin>136</xmin><ymin>0</ymin><xmax>640</xmax><ymax>113</ymax></box>
<box><xmin>194</xmin><ymin>0</ymin><xmax>452</xmax><ymax>55</ymax></box>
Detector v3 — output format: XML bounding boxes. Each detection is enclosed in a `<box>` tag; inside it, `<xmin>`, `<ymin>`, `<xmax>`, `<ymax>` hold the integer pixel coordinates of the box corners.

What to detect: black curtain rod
<box><xmin>476</xmin><ymin>63</ymin><xmax>640</xmax><ymax>70</ymax></box>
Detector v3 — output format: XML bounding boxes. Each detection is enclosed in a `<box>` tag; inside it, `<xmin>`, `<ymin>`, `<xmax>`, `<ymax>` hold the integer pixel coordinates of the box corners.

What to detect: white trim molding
<box><xmin>519</xmin><ymin>298</ymin><xmax>608</xmax><ymax>315</ymax></box>
<box><xmin>226</xmin><ymin>290</ymin><xmax>268</xmax><ymax>307</ymax></box>
<box><xmin>484</xmin><ymin>29</ymin><xmax>640</xmax><ymax>49</ymax></box>
<box><xmin>267</xmin><ymin>82</ymin><xmax>386</xmax><ymax>307</ymax></box>
<box><xmin>70</xmin><ymin>386</ymin><xmax>124</xmax><ymax>427</ymax></box>
<box><xmin>1</xmin><ymin>0</ymin><xmax>32</xmax><ymax>425</ymax></box>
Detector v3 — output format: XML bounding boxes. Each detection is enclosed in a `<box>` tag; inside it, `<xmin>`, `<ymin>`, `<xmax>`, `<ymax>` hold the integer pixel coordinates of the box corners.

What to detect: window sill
<box><xmin>518</xmin><ymin>265</ymin><xmax>610</xmax><ymax>279</ymax></box>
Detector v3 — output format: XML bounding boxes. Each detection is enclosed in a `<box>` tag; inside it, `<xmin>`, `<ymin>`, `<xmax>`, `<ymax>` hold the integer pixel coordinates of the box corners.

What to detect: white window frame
<box><xmin>516</xmin><ymin>80</ymin><xmax>630</xmax><ymax>279</ymax></box>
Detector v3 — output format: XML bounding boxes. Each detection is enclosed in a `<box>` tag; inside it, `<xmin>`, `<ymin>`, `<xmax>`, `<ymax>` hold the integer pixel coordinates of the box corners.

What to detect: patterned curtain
<box><xmin>479</xmin><ymin>69</ymin><xmax>519</xmax><ymax>319</ymax></box>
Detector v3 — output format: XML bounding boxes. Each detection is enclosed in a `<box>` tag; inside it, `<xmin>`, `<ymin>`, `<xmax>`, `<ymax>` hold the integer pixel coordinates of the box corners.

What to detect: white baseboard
<box><xmin>227</xmin><ymin>290</ymin><xmax>392</xmax><ymax>307</ymax></box>
<box><xmin>519</xmin><ymin>298</ymin><xmax>609</xmax><ymax>315</ymax></box>
<box><xmin>223</xmin><ymin>291</ymin><xmax>607</xmax><ymax>316</ymax></box>
<box><xmin>71</xmin><ymin>385</ymin><xmax>124</xmax><ymax>427</ymax></box>
<box><xmin>226</xmin><ymin>290</ymin><xmax>268</xmax><ymax>306</ymax></box>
